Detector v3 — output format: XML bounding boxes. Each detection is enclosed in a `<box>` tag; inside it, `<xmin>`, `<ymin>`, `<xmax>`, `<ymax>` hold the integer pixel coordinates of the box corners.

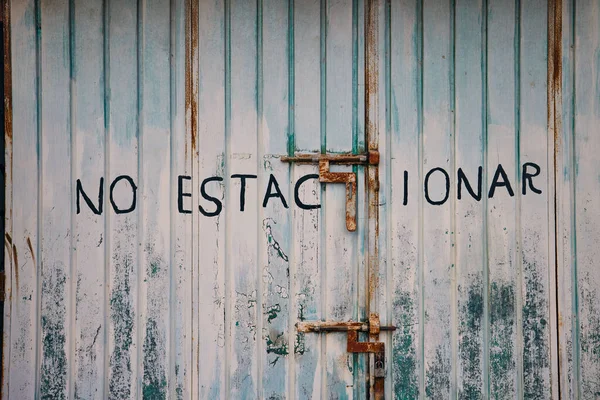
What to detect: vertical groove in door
<box><xmin>318</xmin><ymin>0</ymin><xmax>326</xmax><ymax>398</ymax></box>
<box><xmin>481</xmin><ymin>0</ymin><xmax>490</xmax><ymax>395</ymax></box>
<box><xmin>513</xmin><ymin>0</ymin><xmax>524</xmax><ymax>397</ymax></box>
<box><xmin>416</xmin><ymin>0</ymin><xmax>424</xmax><ymax>395</ymax></box>
<box><xmin>255</xmin><ymin>0</ymin><xmax>264</xmax><ymax>396</ymax></box>
<box><xmin>286</xmin><ymin>1</ymin><xmax>296</xmax><ymax>398</ymax></box>
<box><xmin>102</xmin><ymin>0</ymin><xmax>110</xmax><ymax>397</ymax></box>
<box><xmin>33</xmin><ymin>0</ymin><xmax>42</xmax><ymax>395</ymax></box>
<box><xmin>449</xmin><ymin>0</ymin><xmax>458</xmax><ymax>397</ymax></box>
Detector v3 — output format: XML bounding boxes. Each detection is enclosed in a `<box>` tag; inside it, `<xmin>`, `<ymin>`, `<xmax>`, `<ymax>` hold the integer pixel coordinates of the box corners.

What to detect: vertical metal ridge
<box><xmin>384</xmin><ymin>0</ymin><xmax>392</xmax><ymax>397</ymax></box>
<box><xmin>286</xmin><ymin>0</ymin><xmax>296</xmax><ymax>397</ymax></box>
<box><xmin>1</xmin><ymin>0</ymin><xmax>13</xmax><ymax>395</ymax></box>
<box><xmin>223</xmin><ymin>0</ymin><xmax>232</xmax><ymax>396</ymax></box>
<box><xmin>102</xmin><ymin>0</ymin><xmax>111</xmax><ymax>398</ymax></box>
<box><xmin>351</xmin><ymin>0</ymin><xmax>360</xmax><ymax>396</ymax></box>
<box><xmin>449</xmin><ymin>0</ymin><xmax>458</xmax><ymax>397</ymax></box>
<box><xmin>287</xmin><ymin>0</ymin><xmax>295</xmax><ymax>157</ymax></box>
<box><xmin>34</xmin><ymin>0</ymin><xmax>43</xmax><ymax>396</ymax></box>
<box><xmin>68</xmin><ymin>0</ymin><xmax>77</xmax><ymax>397</ymax></box>
<box><xmin>513</xmin><ymin>0</ymin><xmax>524</xmax><ymax>398</ymax></box>
<box><xmin>255</xmin><ymin>0</ymin><xmax>264</xmax><ymax>396</ymax></box>
<box><xmin>481</xmin><ymin>0</ymin><xmax>490</xmax><ymax>396</ymax></box>
<box><xmin>547</xmin><ymin>0</ymin><xmax>563</xmax><ymax>397</ymax></box>
<box><xmin>318</xmin><ymin>0</ymin><xmax>327</xmax><ymax>397</ymax></box>
<box><xmin>135</xmin><ymin>0</ymin><xmax>144</xmax><ymax>397</ymax></box>
<box><xmin>568</xmin><ymin>0</ymin><xmax>580</xmax><ymax>397</ymax></box>
<box><xmin>416</xmin><ymin>0</ymin><xmax>424</xmax><ymax>397</ymax></box>
<box><xmin>168</xmin><ymin>0</ymin><xmax>176</xmax><ymax>396</ymax></box>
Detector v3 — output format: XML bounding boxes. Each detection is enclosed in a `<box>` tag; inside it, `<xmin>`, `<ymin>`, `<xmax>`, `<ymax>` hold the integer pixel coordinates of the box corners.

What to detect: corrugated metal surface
<box><xmin>1</xmin><ymin>0</ymin><xmax>598</xmax><ymax>399</ymax></box>
<box><xmin>557</xmin><ymin>0</ymin><xmax>600</xmax><ymax>398</ymax></box>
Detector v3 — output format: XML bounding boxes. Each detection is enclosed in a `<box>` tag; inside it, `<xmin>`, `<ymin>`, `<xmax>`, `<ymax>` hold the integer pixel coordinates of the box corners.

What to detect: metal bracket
<box><xmin>297</xmin><ymin>313</ymin><xmax>394</xmax><ymax>397</ymax></box>
<box><xmin>281</xmin><ymin>151</ymin><xmax>379</xmax><ymax>232</ymax></box>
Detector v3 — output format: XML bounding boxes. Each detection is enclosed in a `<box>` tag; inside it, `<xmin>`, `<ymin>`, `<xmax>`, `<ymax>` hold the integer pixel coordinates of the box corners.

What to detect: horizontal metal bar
<box><xmin>296</xmin><ymin>321</ymin><xmax>396</xmax><ymax>333</ymax></box>
<box><xmin>281</xmin><ymin>153</ymin><xmax>369</xmax><ymax>164</ymax></box>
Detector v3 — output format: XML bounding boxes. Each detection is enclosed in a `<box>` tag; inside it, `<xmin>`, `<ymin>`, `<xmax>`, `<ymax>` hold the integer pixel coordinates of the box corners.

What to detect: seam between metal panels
<box><xmin>255</xmin><ymin>0</ymin><xmax>264</xmax><ymax>396</ymax></box>
<box><xmin>351</xmin><ymin>0</ymin><xmax>359</xmax><ymax>396</ymax></box>
<box><xmin>416</xmin><ymin>0</ymin><xmax>424</xmax><ymax>397</ymax></box>
<box><xmin>548</xmin><ymin>0</ymin><xmax>564</xmax><ymax>398</ymax></box>
<box><xmin>68</xmin><ymin>0</ymin><xmax>77</xmax><ymax>396</ymax></box>
<box><xmin>135</xmin><ymin>0</ymin><xmax>144</xmax><ymax>397</ymax></box>
<box><xmin>34</xmin><ymin>0</ymin><xmax>42</xmax><ymax>396</ymax></box>
<box><xmin>384</xmin><ymin>0</ymin><xmax>392</xmax><ymax>397</ymax></box>
<box><xmin>318</xmin><ymin>0</ymin><xmax>327</xmax><ymax>398</ymax></box>
<box><xmin>286</xmin><ymin>0</ymin><xmax>296</xmax><ymax>397</ymax></box>
<box><xmin>514</xmin><ymin>0</ymin><xmax>524</xmax><ymax>398</ymax></box>
<box><xmin>1</xmin><ymin>0</ymin><xmax>12</xmax><ymax>396</ymax></box>
<box><xmin>102</xmin><ymin>0</ymin><xmax>111</xmax><ymax>398</ymax></box>
<box><xmin>481</xmin><ymin>0</ymin><xmax>490</xmax><ymax>395</ymax></box>
<box><xmin>567</xmin><ymin>0</ymin><xmax>580</xmax><ymax>397</ymax></box>
<box><xmin>168</xmin><ymin>0</ymin><xmax>176</xmax><ymax>396</ymax></box>
<box><xmin>449</xmin><ymin>0</ymin><xmax>458</xmax><ymax>397</ymax></box>
<box><xmin>223</xmin><ymin>0</ymin><xmax>232</xmax><ymax>395</ymax></box>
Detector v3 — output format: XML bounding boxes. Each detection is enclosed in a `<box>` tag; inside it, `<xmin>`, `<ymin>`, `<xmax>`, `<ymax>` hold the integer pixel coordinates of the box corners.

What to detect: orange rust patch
<box><xmin>27</xmin><ymin>236</ymin><xmax>35</xmax><ymax>265</ymax></box>
<box><xmin>12</xmin><ymin>243</ymin><xmax>17</xmax><ymax>293</ymax></box>
<box><xmin>185</xmin><ymin>0</ymin><xmax>198</xmax><ymax>156</ymax></box>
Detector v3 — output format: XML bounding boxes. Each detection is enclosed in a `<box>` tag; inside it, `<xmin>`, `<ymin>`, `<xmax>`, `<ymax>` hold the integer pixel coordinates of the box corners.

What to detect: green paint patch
<box><xmin>266</xmin><ymin>332</ymin><xmax>288</xmax><ymax>356</ymax></box>
<box><xmin>294</xmin><ymin>332</ymin><xmax>306</xmax><ymax>355</ymax></box>
<box><xmin>490</xmin><ymin>282</ymin><xmax>516</xmax><ymax>398</ymax></box>
<box><xmin>580</xmin><ymin>278</ymin><xmax>600</xmax><ymax>398</ymax></box>
<box><xmin>392</xmin><ymin>291</ymin><xmax>419</xmax><ymax>400</ymax></box>
<box><xmin>522</xmin><ymin>236</ymin><xmax>550</xmax><ymax>399</ymax></box>
<box><xmin>263</xmin><ymin>220</ymin><xmax>289</xmax><ymax>262</ymax></box>
<box><xmin>264</xmin><ymin>304</ymin><xmax>281</xmax><ymax>324</ymax></box>
<box><xmin>40</xmin><ymin>264</ymin><xmax>67</xmax><ymax>400</ymax></box>
<box><xmin>143</xmin><ymin>318</ymin><xmax>167</xmax><ymax>400</ymax></box>
<box><xmin>459</xmin><ymin>281</ymin><xmax>484</xmax><ymax>400</ymax></box>
<box><xmin>426</xmin><ymin>346</ymin><xmax>451</xmax><ymax>398</ymax></box>
<box><xmin>109</xmin><ymin>233</ymin><xmax>135</xmax><ymax>399</ymax></box>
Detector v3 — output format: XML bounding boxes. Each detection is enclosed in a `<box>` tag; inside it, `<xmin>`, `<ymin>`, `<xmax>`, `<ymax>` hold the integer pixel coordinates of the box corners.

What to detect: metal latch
<box><xmin>281</xmin><ymin>150</ymin><xmax>379</xmax><ymax>231</ymax></box>
<box><xmin>297</xmin><ymin>313</ymin><xmax>395</xmax><ymax>398</ymax></box>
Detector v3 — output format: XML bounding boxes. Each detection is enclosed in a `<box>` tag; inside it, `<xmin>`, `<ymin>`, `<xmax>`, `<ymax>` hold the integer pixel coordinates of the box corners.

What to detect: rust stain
<box><xmin>296</xmin><ymin>321</ymin><xmax>366</xmax><ymax>333</ymax></box>
<box><xmin>185</xmin><ymin>0</ymin><xmax>198</xmax><ymax>156</ymax></box>
<box><xmin>27</xmin><ymin>236</ymin><xmax>35</xmax><ymax>265</ymax></box>
<box><xmin>3</xmin><ymin>0</ymin><xmax>12</xmax><ymax>146</ymax></box>
<box><xmin>12</xmin><ymin>243</ymin><xmax>17</xmax><ymax>292</ymax></box>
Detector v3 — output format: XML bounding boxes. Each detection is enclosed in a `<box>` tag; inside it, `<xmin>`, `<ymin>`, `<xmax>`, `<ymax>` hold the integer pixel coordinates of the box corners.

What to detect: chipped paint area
<box><xmin>459</xmin><ymin>281</ymin><xmax>484</xmax><ymax>400</ymax></box>
<box><xmin>109</xmin><ymin>226</ymin><xmax>136</xmax><ymax>400</ymax></box>
<box><xmin>40</xmin><ymin>264</ymin><xmax>68</xmax><ymax>400</ymax></box>
<box><xmin>392</xmin><ymin>291</ymin><xmax>419</xmax><ymax>400</ymax></box>
<box><xmin>489</xmin><ymin>282</ymin><xmax>516</xmax><ymax>398</ymax></box>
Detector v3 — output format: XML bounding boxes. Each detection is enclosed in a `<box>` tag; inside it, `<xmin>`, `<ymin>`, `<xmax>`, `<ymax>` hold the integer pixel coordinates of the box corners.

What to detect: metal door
<box><xmin>5</xmin><ymin>0</ymin><xmax>600</xmax><ymax>399</ymax></box>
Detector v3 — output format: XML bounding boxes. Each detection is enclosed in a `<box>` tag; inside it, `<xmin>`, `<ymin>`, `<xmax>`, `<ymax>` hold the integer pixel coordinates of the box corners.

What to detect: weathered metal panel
<box><xmin>557</xmin><ymin>0</ymin><xmax>600</xmax><ymax>398</ymax></box>
<box><xmin>5</xmin><ymin>0</ymin><xmax>597</xmax><ymax>398</ymax></box>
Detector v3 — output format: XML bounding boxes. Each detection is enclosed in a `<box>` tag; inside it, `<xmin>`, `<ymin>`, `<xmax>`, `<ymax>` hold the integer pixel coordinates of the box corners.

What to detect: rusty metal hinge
<box><xmin>297</xmin><ymin>313</ymin><xmax>394</xmax><ymax>399</ymax></box>
<box><xmin>281</xmin><ymin>151</ymin><xmax>379</xmax><ymax>232</ymax></box>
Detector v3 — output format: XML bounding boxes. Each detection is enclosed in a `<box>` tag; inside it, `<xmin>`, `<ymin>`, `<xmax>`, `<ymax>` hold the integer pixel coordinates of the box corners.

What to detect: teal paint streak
<box><xmin>580</xmin><ymin>283</ymin><xmax>600</xmax><ymax>398</ymax></box>
<box><xmin>459</xmin><ymin>282</ymin><xmax>484</xmax><ymax>400</ymax></box>
<box><xmin>425</xmin><ymin>345</ymin><xmax>451</xmax><ymax>399</ymax></box>
<box><xmin>142</xmin><ymin>318</ymin><xmax>167</xmax><ymax>400</ymax></box>
<box><xmin>351</xmin><ymin>0</ymin><xmax>358</xmax><ymax>154</ymax></box>
<box><xmin>392</xmin><ymin>291</ymin><xmax>419</xmax><ymax>400</ymax></box>
<box><xmin>522</xmin><ymin>250</ymin><xmax>549</xmax><ymax>400</ymax></box>
<box><xmin>489</xmin><ymin>282</ymin><xmax>515</xmax><ymax>399</ymax></box>
<box><xmin>287</xmin><ymin>0</ymin><xmax>295</xmax><ymax>156</ymax></box>
<box><xmin>319</xmin><ymin>0</ymin><xmax>326</xmax><ymax>154</ymax></box>
<box><xmin>40</xmin><ymin>265</ymin><xmax>68</xmax><ymax>400</ymax></box>
<box><xmin>109</xmin><ymin>233</ymin><xmax>135</xmax><ymax>400</ymax></box>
